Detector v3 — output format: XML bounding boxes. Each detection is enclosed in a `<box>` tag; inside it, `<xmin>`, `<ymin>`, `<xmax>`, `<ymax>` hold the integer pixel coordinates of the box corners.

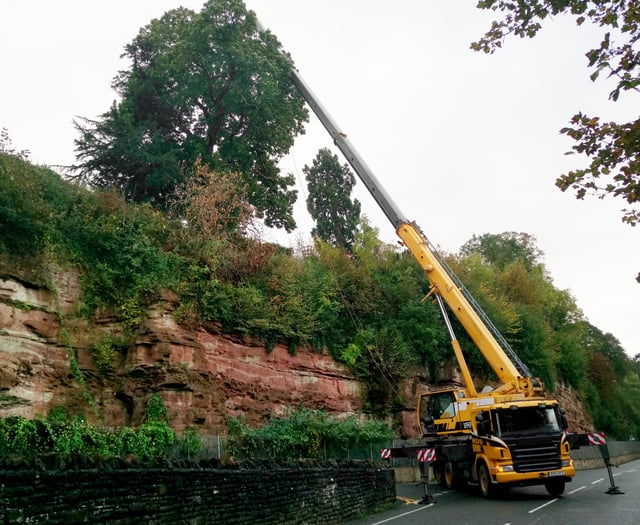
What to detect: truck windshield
<box><xmin>494</xmin><ymin>407</ymin><xmax>561</xmax><ymax>436</ymax></box>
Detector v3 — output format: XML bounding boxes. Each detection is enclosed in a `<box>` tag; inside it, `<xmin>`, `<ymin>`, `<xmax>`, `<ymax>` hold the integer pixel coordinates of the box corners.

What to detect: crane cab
<box><xmin>417</xmin><ymin>388</ymin><xmax>473</xmax><ymax>437</ymax></box>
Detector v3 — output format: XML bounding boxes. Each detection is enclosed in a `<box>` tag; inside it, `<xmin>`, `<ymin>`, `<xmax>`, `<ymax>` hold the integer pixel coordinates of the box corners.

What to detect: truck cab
<box><xmin>471</xmin><ymin>401</ymin><xmax>575</xmax><ymax>497</ymax></box>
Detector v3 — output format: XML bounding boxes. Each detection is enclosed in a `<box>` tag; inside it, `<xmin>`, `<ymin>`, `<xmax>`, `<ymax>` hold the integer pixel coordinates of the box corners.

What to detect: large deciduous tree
<box><xmin>73</xmin><ymin>0</ymin><xmax>307</xmax><ymax>230</ymax></box>
<box><xmin>304</xmin><ymin>148</ymin><xmax>361</xmax><ymax>251</ymax></box>
<box><xmin>456</xmin><ymin>231</ymin><xmax>586</xmax><ymax>387</ymax></box>
<box><xmin>474</xmin><ymin>1</ymin><xmax>639</xmax><ymax>280</ymax></box>
<box><xmin>460</xmin><ymin>231</ymin><xmax>544</xmax><ymax>271</ymax></box>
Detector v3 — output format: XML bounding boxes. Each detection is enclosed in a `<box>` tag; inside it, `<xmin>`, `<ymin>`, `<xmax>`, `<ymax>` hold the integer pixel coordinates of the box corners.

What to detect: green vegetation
<box><xmin>1</xmin><ymin>150</ymin><xmax>640</xmax><ymax>438</ymax></box>
<box><xmin>226</xmin><ymin>407</ymin><xmax>393</xmax><ymax>459</ymax></box>
<box><xmin>475</xmin><ymin>1</ymin><xmax>640</xmax><ymax>281</ymax></box>
<box><xmin>304</xmin><ymin>147</ymin><xmax>361</xmax><ymax>251</ymax></box>
<box><xmin>0</xmin><ymin>406</ymin><xmax>176</xmax><ymax>464</ymax></box>
<box><xmin>0</xmin><ymin>405</ymin><xmax>389</xmax><ymax>463</ymax></box>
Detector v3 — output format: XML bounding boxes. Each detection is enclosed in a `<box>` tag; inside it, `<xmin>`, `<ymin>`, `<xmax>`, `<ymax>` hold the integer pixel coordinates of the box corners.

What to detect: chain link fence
<box><xmin>167</xmin><ymin>434</ymin><xmax>640</xmax><ymax>469</ymax></box>
<box><xmin>166</xmin><ymin>434</ymin><xmax>395</xmax><ymax>462</ymax></box>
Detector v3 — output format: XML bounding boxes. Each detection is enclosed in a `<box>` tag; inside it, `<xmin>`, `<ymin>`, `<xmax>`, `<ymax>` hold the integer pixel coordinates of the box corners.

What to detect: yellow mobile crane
<box><xmin>257</xmin><ymin>20</ymin><xmax>575</xmax><ymax>498</ymax></box>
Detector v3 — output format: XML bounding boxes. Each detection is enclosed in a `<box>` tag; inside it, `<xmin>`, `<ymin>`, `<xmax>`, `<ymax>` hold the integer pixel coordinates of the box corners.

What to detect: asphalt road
<box><xmin>349</xmin><ymin>458</ymin><xmax>640</xmax><ymax>525</ymax></box>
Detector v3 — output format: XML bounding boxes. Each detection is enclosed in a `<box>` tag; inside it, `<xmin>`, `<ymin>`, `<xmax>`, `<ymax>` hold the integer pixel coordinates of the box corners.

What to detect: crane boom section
<box><xmin>282</xmin><ymin>37</ymin><xmax>536</xmax><ymax>395</ymax></box>
<box><xmin>289</xmin><ymin>70</ymin><xmax>406</xmax><ymax>230</ymax></box>
<box><xmin>397</xmin><ymin>223</ymin><xmax>522</xmax><ymax>386</ymax></box>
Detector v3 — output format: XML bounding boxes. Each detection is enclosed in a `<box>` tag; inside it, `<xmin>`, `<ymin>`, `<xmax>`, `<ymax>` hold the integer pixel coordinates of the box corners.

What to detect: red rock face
<box><xmin>0</xmin><ymin>273</ymin><xmax>365</xmax><ymax>434</ymax></box>
<box><xmin>119</xmin><ymin>307</ymin><xmax>365</xmax><ymax>431</ymax></box>
<box><xmin>0</xmin><ymin>272</ymin><xmax>593</xmax><ymax>438</ymax></box>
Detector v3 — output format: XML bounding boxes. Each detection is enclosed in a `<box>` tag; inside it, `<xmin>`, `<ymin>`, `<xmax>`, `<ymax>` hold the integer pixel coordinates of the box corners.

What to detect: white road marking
<box><xmin>528</xmin><ymin>498</ymin><xmax>559</xmax><ymax>514</ymax></box>
<box><xmin>568</xmin><ymin>485</ymin><xmax>587</xmax><ymax>495</ymax></box>
<box><xmin>371</xmin><ymin>503</ymin><xmax>434</xmax><ymax>524</ymax></box>
<box><xmin>592</xmin><ymin>478</ymin><xmax>604</xmax><ymax>484</ymax></box>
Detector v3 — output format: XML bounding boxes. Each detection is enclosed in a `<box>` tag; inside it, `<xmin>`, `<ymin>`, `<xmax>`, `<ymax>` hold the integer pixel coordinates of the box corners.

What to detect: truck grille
<box><xmin>506</xmin><ymin>436</ymin><xmax>562</xmax><ymax>473</ymax></box>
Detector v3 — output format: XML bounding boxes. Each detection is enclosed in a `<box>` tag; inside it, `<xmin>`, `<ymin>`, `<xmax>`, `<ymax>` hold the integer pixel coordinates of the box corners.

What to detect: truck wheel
<box><xmin>478</xmin><ymin>463</ymin><xmax>495</xmax><ymax>498</ymax></box>
<box><xmin>545</xmin><ymin>479</ymin><xmax>565</xmax><ymax>497</ymax></box>
<box><xmin>443</xmin><ymin>462</ymin><xmax>455</xmax><ymax>490</ymax></box>
<box><xmin>433</xmin><ymin>462</ymin><xmax>444</xmax><ymax>486</ymax></box>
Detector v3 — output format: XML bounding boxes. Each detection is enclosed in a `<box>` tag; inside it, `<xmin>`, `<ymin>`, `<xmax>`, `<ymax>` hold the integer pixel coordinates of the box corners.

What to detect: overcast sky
<box><xmin>1</xmin><ymin>1</ymin><xmax>638</xmax><ymax>358</ymax></box>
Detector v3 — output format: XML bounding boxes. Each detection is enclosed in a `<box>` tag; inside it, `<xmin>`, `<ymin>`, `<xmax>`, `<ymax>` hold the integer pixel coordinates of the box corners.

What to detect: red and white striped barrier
<box><xmin>417</xmin><ymin>448</ymin><xmax>436</xmax><ymax>463</ymax></box>
<box><xmin>380</xmin><ymin>448</ymin><xmax>391</xmax><ymax>459</ymax></box>
<box><xmin>588</xmin><ymin>432</ymin><xmax>606</xmax><ymax>445</ymax></box>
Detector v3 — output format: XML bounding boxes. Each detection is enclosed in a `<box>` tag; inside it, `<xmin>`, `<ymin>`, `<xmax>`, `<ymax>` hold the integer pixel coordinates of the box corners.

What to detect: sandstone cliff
<box><xmin>0</xmin><ymin>269</ymin><xmax>592</xmax><ymax>437</ymax></box>
<box><xmin>0</xmin><ymin>269</ymin><xmax>367</xmax><ymax>432</ymax></box>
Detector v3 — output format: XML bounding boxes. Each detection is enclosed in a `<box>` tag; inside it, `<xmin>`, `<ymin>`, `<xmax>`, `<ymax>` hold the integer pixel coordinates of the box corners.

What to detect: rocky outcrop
<box><xmin>0</xmin><ymin>272</ymin><xmax>365</xmax><ymax>433</ymax></box>
<box><xmin>551</xmin><ymin>382</ymin><xmax>594</xmax><ymax>434</ymax></box>
<box><xmin>0</xmin><ymin>271</ymin><xmax>593</xmax><ymax>437</ymax></box>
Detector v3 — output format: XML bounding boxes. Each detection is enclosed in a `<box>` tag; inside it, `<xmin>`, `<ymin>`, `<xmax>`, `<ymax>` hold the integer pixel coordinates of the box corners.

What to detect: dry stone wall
<box><xmin>0</xmin><ymin>459</ymin><xmax>395</xmax><ymax>524</ymax></box>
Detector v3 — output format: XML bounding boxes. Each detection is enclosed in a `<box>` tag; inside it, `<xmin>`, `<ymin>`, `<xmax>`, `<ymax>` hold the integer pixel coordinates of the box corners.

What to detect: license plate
<box><xmin>548</xmin><ymin>471</ymin><xmax>565</xmax><ymax>477</ymax></box>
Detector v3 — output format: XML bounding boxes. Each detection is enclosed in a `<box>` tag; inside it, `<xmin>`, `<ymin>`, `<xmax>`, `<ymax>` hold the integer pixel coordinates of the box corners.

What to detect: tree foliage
<box><xmin>0</xmin><ymin>128</ymin><xmax>29</xmax><ymax>160</ymax></box>
<box><xmin>304</xmin><ymin>148</ymin><xmax>361</xmax><ymax>251</ymax></box>
<box><xmin>474</xmin><ymin>1</ymin><xmax>640</xmax><ymax>280</ymax></box>
<box><xmin>456</xmin><ymin>232</ymin><xmax>582</xmax><ymax>388</ymax></box>
<box><xmin>583</xmin><ymin>324</ymin><xmax>640</xmax><ymax>438</ymax></box>
<box><xmin>460</xmin><ymin>231</ymin><xmax>543</xmax><ymax>271</ymax></box>
<box><xmin>226</xmin><ymin>407</ymin><xmax>392</xmax><ymax>459</ymax></box>
<box><xmin>3</xmin><ymin>154</ymin><xmax>639</xmax><ymax>438</ymax></box>
<box><xmin>72</xmin><ymin>0</ymin><xmax>307</xmax><ymax>230</ymax></box>
<box><xmin>174</xmin><ymin>159</ymin><xmax>256</xmax><ymax>238</ymax></box>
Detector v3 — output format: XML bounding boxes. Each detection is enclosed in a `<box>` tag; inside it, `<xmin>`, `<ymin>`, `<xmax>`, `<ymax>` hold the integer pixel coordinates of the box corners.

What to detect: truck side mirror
<box><xmin>559</xmin><ymin>408</ymin><xmax>569</xmax><ymax>430</ymax></box>
<box><xmin>475</xmin><ymin>412</ymin><xmax>490</xmax><ymax>435</ymax></box>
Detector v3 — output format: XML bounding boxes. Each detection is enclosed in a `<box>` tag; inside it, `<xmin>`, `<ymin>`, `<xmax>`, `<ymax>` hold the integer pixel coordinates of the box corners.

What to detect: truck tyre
<box><xmin>545</xmin><ymin>479</ymin><xmax>565</xmax><ymax>497</ymax></box>
<box><xmin>443</xmin><ymin>461</ymin><xmax>455</xmax><ymax>490</ymax></box>
<box><xmin>478</xmin><ymin>463</ymin><xmax>495</xmax><ymax>498</ymax></box>
<box><xmin>433</xmin><ymin>462</ymin><xmax>444</xmax><ymax>486</ymax></box>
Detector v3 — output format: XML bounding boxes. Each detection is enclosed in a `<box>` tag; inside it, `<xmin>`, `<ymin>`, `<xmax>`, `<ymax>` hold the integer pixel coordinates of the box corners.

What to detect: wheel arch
<box><xmin>472</xmin><ymin>454</ymin><xmax>489</xmax><ymax>483</ymax></box>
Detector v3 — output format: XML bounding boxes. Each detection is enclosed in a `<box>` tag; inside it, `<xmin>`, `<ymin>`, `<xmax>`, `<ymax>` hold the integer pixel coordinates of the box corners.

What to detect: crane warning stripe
<box><xmin>417</xmin><ymin>448</ymin><xmax>436</xmax><ymax>463</ymax></box>
<box><xmin>588</xmin><ymin>432</ymin><xmax>606</xmax><ymax>445</ymax></box>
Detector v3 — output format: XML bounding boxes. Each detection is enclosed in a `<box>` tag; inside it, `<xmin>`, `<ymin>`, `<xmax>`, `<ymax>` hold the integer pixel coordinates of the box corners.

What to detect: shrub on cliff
<box><xmin>0</xmin><ymin>412</ymin><xmax>180</xmax><ymax>464</ymax></box>
<box><xmin>2</xmin><ymin>153</ymin><xmax>639</xmax><ymax>438</ymax></box>
<box><xmin>226</xmin><ymin>408</ymin><xmax>393</xmax><ymax>460</ymax></box>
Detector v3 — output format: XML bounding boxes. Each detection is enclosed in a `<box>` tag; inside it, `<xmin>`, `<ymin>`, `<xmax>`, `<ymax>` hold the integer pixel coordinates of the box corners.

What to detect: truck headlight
<box><xmin>496</xmin><ymin>465</ymin><xmax>514</xmax><ymax>473</ymax></box>
<box><xmin>562</xmin><ymin>459</ymin><xmax>573</xmax><ymax>467</ymax></box>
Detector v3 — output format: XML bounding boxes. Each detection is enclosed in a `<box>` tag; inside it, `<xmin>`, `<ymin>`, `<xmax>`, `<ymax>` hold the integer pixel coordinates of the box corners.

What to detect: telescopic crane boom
<box><xmin>269</xmin><ymin>24</ymin><xmax>540</xmax><ymax>399</ymax></box>
<box><xmin>255</xmin><ymin>16</ymin><xmax>575</xmax><ymax>498</ymax></box>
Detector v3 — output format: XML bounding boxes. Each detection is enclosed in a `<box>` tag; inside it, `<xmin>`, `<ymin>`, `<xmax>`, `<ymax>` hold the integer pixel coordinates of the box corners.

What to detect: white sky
<box><xmin>1</xmin><ymin>1</ymin><xmax>638</xmax><ymax>358</ymax></box>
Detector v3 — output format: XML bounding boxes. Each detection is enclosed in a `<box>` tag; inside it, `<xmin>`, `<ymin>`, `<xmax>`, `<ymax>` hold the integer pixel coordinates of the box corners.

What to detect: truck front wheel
<box><xmin>478</xmin><ymin>463</ymin><xmax>495</xmax><ymax>498</ymax></box>
<box><xmin>545</xmin><ymin>479</ymin><xmax>565</xmax><ymax>497</ymax></box>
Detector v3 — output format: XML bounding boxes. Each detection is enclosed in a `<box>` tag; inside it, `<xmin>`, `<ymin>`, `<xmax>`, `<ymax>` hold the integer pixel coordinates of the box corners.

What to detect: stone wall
<box><xmin>570</xmin><ymin>440</ymin><xmax>640</xmax><ymax>470</ymax></box>
<box><xmin>0</xmin><ymin>460</ymin><xmax>395</xmax><ymax>524</ymax></box>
